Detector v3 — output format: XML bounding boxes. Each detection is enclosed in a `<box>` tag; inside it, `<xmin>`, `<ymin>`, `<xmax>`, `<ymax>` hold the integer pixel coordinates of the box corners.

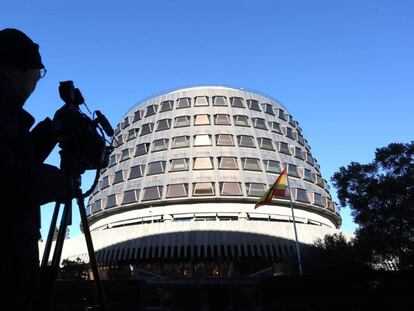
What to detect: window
<box><xmin>213</xmin><ymin>96</ymin><xmax>227</xmax><ymax>106</ymax></box>
<box><xmin>92</xmin><ymin>199</ymin><xmax>103</xmax><ymax>213</ymax></box>
<box><xmin>306</xmin><ymin>153</ymin><xmax>314</xmax><ymax>166</ymax></box>
<box><xmin>147</xmin><ymin>161</ymin><xmax>166</xmax><ymax>175</ymax></box>
<box><xmin>145</xmin><ymin>104</ymin><xmax>158</xmax><ymax>117</ymax></box>
<box><xmin>263</xmin><ymin>160</ymin><xmax>281</xmax><ymax>173</ymax></box>
<box><xmin>193</xmin><ymin>182</ymin><xmax>215</xmax><ymax>196</ymax></box>
<box><xmin>174</xmin><ymin>115</ymin><xmax>190</xmax><ymax>127</ymax></box>
<box><xmin>193</xmin><ymin>157</ymin><xmax>213</xmax><ymax>170</ymax></box>
<box><xmin>133</xmin><ymin>110</ymin><xmax>143</xmax><ymax>123</ymax></box>
<box><xmin>230</xmin><ymin>97</ymin><xmax>244</xmax><ymax>108</ymax></box>
<box><xmin>128</xmin><ymin>165</ymin><xmax>145</xmax><ymax>179</ymax></box>
<box><xmin>172</xmin><ymin>136</ymin><xmax>190</xmax><ymax>149</ymax></box>
<box><xmin>166</xmin><ymin>184</ymin><xmax>188</xmax><ymax>198</ymax></box>
<box><xmin>114</xmin><ymin>135</ymin><xmax>124</xmax><ymax>146</ymax></box>
<box><xmin>286</xmin><ymin>127</ymin><xmax>296</xmax><ymax>140</ymax></box>
<box><xmin>214</xmin><ymin>114</ymin><xmax>231</xmax><ymax>125</ymax></box>
<box><xmin>100</xmin><ymin>176</ymin><xmax>110</xmax><ymax>189</ymax></box>
<box><xmin>194</xmin><ymin>114</ymin><xmax>210</xmax><ymax>125</ymax></box>
<box><xmin>121</xmin><ymin>117</ymin><xmax>130</xmax><ymax>129</ymax></box>
<box><xmin>241</xmin><ymin>158</ymin><xmax>262</xmax><ymax>171</ymax></box>
<box><xmin>247</xmin><ymin>99</ymin><xmax>261</xmax><ymax>111</ymax></box>
<box><xmin>170</xmin><ymin>158</ymin><xmax>189</xmax><ymax>172</ymax></box>
<box><xmin>246</xmin><ymin>183</ymin><xmax>266</xmax><ymax>197</ymax></box>
<box><xmin>160</xmin><ymin>100</ymin><xmax>174</xmax><ymax>112</ymax></box>
<box><xmin>156</xmin><ymin>119</ymin><xmax>171</xmax><ymax>131</ymax></box>
<box><xmin>296</xmin><ymin>189</ymin><xmax>310</xmax><ymax>203</ymax></box>
<box><xmin>135</xmin><ymin>143</ymin><xmax>150</xmax><ymax>156</ymax></box>
<box><xmin>127</xmin><ymin>129</ymin><xmax>138</xmax><ymax>141</ymax></box>
<box><xmin>288</xmin><ymin>115</ymin><xmax>296</xmax><ymax>127</ymax></box>
<box><xmin>316</xmin><ymin>175</ymin><xmax>325</xmax><ymax>187</ymax></box>
<box><xmin>297</xmin><ymin>134</ymin><xmax>305</xmax><ymax>145</ymax></box>
<box><xmin>268</xmin><ymin>122</ymin><xmax>282</xmax><ymax>134</ymax></box>
<box><xmin>288</xmin><ymin>164</ymin><xmax>300</xmax><ymax>178</ymax></box>
<box><xmin>295</xmin><ymin>147</ymin><xmax>305</xmax><ymax>160</ymax></box>
<box><xmin>278</xmin><ymin>109</ymin><xmax>287</xmax><ymax>120</ymax></box>
<box><xmin>122</xmin><ymin>189</ymin><xmax>140</xmax><ymax>204</ymax></box>
<box><xmin>142</xmin><ymin>186</ymin><xmax>163</xmax><ymax>201</ymax></box>
<box><xmin>258</xmin><ymin>137</ymin><xmax>274</xmax><ymax>151</ymax></box>
<box><xmin>313</xmin><ymin>193</ymin><xmax>326</xmax><ymax>207</ymax></box>
<box><xmin>233</xmin><ymin>115</ymin><xmax>250</xmax><ymax>127</ymax></box>
<box><xmin>140</xmin><ymin>123</ymin><xmax>154</xmax><ymax>136</ymax></box>
<box><xmin>218</xmin><ymin>157</ymin><xmax>238</xmax><ymax>169</ymax></box>
<box><xmin>121</xmin><ymin>148</ymin><xmax>131</xmax><ymax>161</ymax></box>
<box><xmin>220</xmin><ymin>182</ymin><xmax>242</xmax><ymax>196</ymax></box>
<box><xmin>194</xmin><ymin>96</ymin><xmax>209</xmax><ymax>106</ymax></box>
<box><xmin>194</xmin><ymin>134</ymin><xmax>212</xmax><ymax>146</ymax></box>
<box><xmin>216</xmin><ymin>134</ymin><xmax>234</xmax><ymax>146</ymax></box>
<box><xmin>108</xmin><ymin>154</ymin><xmax>118</xmax><ymax>167</ymax></box>
<box><xmin>262</xmin><ymin>103</ymin><xmax>275</xmax><ymax>115</ymax></box>
<box><xmin>106</xmin><ymin>194</ymin><xmax>120</xmax><ymax>208</ymax></box>
<box><xmin>237</xmin><ymin>135</ymin><xmax>256</xmax><ymax>148</ymax></box>
<box><xmin>152</xmin><ymin>138</ymin><xmax>169</xmax><ymax>152</ymax></box>
<box><xmin>252</xmin><ymin>118</ymin><xmax>267</xmax><ymax>130</ymax></box>
<box><xmin>177</xmin><ymin>97</ymin><xmax>191</xmax><ymax>109</ymax></box>
<box><xmin>304</xmin><ymin>169</ymin><xmax>315</xmax><ymax>182</ymax></box>
<box><xmin>113</xmin><ymin>170</ymin><xmax>124</xmax><ymax>184</ymax></box>
<box><xmin>279</xmin><ymin>142</ymin><xmax>291</xmax><ymax>155</ymax></box>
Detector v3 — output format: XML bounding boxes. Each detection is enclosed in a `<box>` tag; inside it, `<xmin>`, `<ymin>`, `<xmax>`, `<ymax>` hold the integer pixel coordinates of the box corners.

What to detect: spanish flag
<box><xmin>255</xmin><ymin>167</ymin><xmax>287</xmax><ymax>209</ymax></box>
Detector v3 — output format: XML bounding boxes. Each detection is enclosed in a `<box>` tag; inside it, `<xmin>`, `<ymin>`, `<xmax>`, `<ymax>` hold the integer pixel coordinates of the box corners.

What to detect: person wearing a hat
<box><xmin>0</xmin><ymin>28</ymin><xmax>66</xmax><ymax>310</ymax></box>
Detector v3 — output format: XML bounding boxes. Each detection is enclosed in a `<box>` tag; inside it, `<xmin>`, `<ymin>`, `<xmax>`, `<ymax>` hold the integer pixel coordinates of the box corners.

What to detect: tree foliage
<box><xmin>332</xmin><ymin>142</ymin><xmax>414</xmax><ymax>269</ymax></box>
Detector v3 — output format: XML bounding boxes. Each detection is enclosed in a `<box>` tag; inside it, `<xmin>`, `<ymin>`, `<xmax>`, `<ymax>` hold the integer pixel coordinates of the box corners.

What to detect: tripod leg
<box><xmin>41</xmin><ymin>202</ymin><xmax>61</xmax><ymax>268</ymax></box>
<box><xmin>77</xmin><ymin>196</ymin><xmax>108</xmax><ymax>311</ymax></box>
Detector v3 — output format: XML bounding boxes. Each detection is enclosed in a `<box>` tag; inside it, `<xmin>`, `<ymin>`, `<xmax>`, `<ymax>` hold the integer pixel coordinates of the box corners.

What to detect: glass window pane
<box><xmin>278</xmin><ymin>109</ymin><xmax>287</xmax><ymax>120</ymax></box>
<box><xmin>295</xmin><ymin>147</ymin><xmax>305</xmax><ymax>160</ymax></box>
<box><xmin>279</xmin><ymin>142</ymin><xmax>291</xmax><ymax>155</ymax></box>
<box><xmin>160</xmin><ymin>100</ymin><xmax>174</xmax><ymax>112</ymax></box>
<box><xmin>122</xmin><ymin>189</ymin><xmax>140</xmax><ymax>204</ymax></box>
<box><xmin>170</xmin><ymin>158</ymin><xmax>189</xmax><ymax>171</ymax></box>
<box><xmin>133</xmin><ymin>110</ymin><xmax>143</xmax><ymax>123</ymax></box>
<box><xmin>219</xmin><ymin>157</ymin><xmax>238</xmax><ymax>169</ymax></box>
<box><xmin>288</xmin><ymin>164</ymin><xmax>300</xmax><ymax>177</ymax></box>
<box><xmin>264</xmin><ymin>160</ymin><xmax>281</xmax><ymax>173</ymax></box>
<box><xmin>194</xmin><ymin>134</ymin><xmax>211</xmax><ymax>146</ymax></box>
<box><xmin>246</xmin><ymin>183</ymin><xmax>266</xmax><ymax>197</ymax></box>
<box><xmin>214</xmin><ymin>114</ymin><xmax>231</xmax><ymax>125</ymax></box>
<box><xmin>304</xmin><ymin>169</ymin><xmax>315</xmax><ymax>182</ymax></box>
<box><xmin>147</xmin><ymin>161</ymin><xmax>166</xmax><ymax>175</ymax></box>
<box><xmin>140</xmin><ymin>123</ymin><xmax>153</xmax><ymax>136</ymax></box>
<box><xmin>247</xmin><ymin>99</ymin><xmax>261</xmax><ymax>111</ymax></box>
<box><xmin>306</xmin><ymin>153</ymin><xmax>314</xmax><ymax>165</ymax></box>
<box><xmin>213</xmin><ymin>96</ymin><xmax>227</xmax><ymax>106</ymax></box>
<box><xmin>92</xmin><ymin>199</ymin><xmax>103</xmax><ymax>213</ymax></box>
<box><xmin>216</xmin><ymin>134</ymin><xmax>234</xmax><ymax>146</ymax></box>
<box><xmin>177</xmin><ymin>97</ymin><xmax>191</xmax><ymax>109</ymax></box>
<box><xmin>129</xmin><ymin>165</ymin><xmax>144</xmax><ymax>179</ymax></box>
<box><xmin>253</xmin><ymin>118</ymin><xmax>267</xmax><ymax>130</ymax></box>
<box><xmin>100</xmin><ymin>176</ymin><xmax>110</xmax><ymax>189</ymax></box>
<box><xmin>263</xmin><ymin>103</ymin><xmax>275</xmax><ymax>115</ymax></box>
<box><xmin>113</xmin><ymin>171</ymin><xmax>124</xmax><ymax>184</ymax></box>
<box><xmin>193</xmin><ymin>157</ymin><xmax>213</xmax><ymax>170</ymax></box>
<box><xmin>121</xmin><ymin>149</ymin><xmax>131</xmax><ymax>161</ymax></box>
<box><xmin>233</xmin><ymin>115</ymin><xmax>249</xmax><ymax>127</ymax></box>
<box><xmin>238</xmin><ymin>135</ymin><xmax>255</xmax><ymax>148</ymax></box>
<box><xmin>258</xmin><ymin>138</ymin><xmax>274</xmax><ymax>150</ymax></box>
<box><xmin>121</xmin><ymin>117</ymin><xmax>130</xmax><ymax>129</ymax></box>
<box><xmin>194</xmin><ymin>96</ymin><xmax>209</xmax><ymax>106</ymax></box>
<box><xmin>296</xmin><ymin>189</ymin><xmax>310</xmax><ymax>203</ymax></box>
<box><xmin>174</xmin><ymin>115</ymin><xmax>190</xmax><ymax>127</ymax></box>
<box><xmin>108</xmin><ymin>154</ymin><xmax>118</xmax><ymax>167</ymax></box>
<box><xmin>297</xmin><ymin>134</ymin><xmax>305</xmax><ymax>145</ymax></box>
<box><xmin>145</xmin><ymin>105</ymin><xmax>158</xmax><ymax>117</ymax></box>
<box><xmin>194</xmin><ymin>114</ymin><xmax>210</xmax><ymax>125</ymax></box>
<box><xmin>242</xmin><ymin>158</ymin><xmax>262</xmax><ymax>171</ymax></box>
<box><xmin>193</xmin><ymin>182</ymin><xmax>215</xmax><ymax>196</ymax></box>
<box><xmin>230</xmin><ymin>97</ymin><xmax>244</xmax><ymax>108</ymax></box>
<box><xmin>269</xmin><ymin>122</ymin><xmax>282</xmax><ymax>134</ymax></box>
<box><xmin>313</xmin><ymin>193</ymin><xmax>325</xmax><ymax>207</ymax></box>
<box><xmin>220</xmin><ymin>182</ymin><xmax>242</xmax><ymax>196</ymax></box>
<box><xmin>172</xmin><ymin>136</ymin><xmax>190</xmax><ymax>149</ymax></box>
<box><xmin>156</xmin><ymin>119</ymin><xmax>171</xmax><ymax>131</ymax></box>
<box><xmin>127</xmin><ymin>129</ymin><xmax>137</xmax><ymax>141</ymax></box>
<box><xmin>152</xmin><ymin>139</ymin><xmax>168</xmax><ymax>152</ymax></box>
<box><xmin>106</xmin><ymin>194</ymin><xmax>120</xmax><ymax>208</ymax></box>
<box><xmin>135</xmin><ymin>143</ymin><xmax>149</xmax><ymax>156</ymax></box>
<box><xmin>286</xmin><ymin>127</ymin><xmax>296</xmax><ymax>140</ymax></box>
<box><xmin>166</xmin><ymin>184</ymin><xmax>188</xmax><ymax>198</ymax></box>
<box><xmin>142</xmin><ymin>186</ymin><xmax>162</xmax><ymax>201</ymax></box>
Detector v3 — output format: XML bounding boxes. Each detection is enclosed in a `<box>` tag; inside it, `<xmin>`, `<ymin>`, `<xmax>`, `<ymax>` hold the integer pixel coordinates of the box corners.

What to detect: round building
<box><xmin>48</xmin><ymin>86</ymin><xmax>342</xmax><ymax>276</ymax></box>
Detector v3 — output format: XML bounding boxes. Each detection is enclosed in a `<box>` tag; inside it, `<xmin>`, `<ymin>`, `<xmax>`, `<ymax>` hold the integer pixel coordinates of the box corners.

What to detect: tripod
<box><xmin>35</xmin><ymin>160</ymin><xmax>107</xmax><ymax>311</ymax></box>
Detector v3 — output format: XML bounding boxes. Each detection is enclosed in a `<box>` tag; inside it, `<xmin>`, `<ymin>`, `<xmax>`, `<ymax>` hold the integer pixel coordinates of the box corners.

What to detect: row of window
<box><xmin>115</xmin><ymin>115</ymin><xmax>305</xmax><ymax>145</ymax></box>
<box><xmin>118</xmin><ymin>96</ymin><xmax>299</xmax><ymax>132</ymax></box>
<box><xmin>100</xmin><ymin>158</ymin><xmax>327</xmax><ymax>190</ymax></box>
<box><xmin>91</xmin><ymin>183</ymin><xmax>331</xmax><ymax>212</ymax></box>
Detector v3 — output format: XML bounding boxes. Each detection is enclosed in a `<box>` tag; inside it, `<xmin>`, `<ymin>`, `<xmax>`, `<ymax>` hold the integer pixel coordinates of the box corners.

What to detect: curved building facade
<box><xmin>47</xmin><ymin>86</ymin><xmax>342</xmax><ymax>276</ymax></box>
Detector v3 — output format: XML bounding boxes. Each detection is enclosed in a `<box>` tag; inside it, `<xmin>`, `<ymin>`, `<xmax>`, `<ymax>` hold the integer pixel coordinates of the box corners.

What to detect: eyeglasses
<box><xmin>39</xmin><ymin>68</ymin><xmax>47</xmax><ymax>79</ymax></box>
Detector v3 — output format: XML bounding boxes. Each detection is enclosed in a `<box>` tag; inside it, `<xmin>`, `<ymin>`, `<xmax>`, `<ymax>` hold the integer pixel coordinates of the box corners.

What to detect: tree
<box><xmin>332</xmin><ymin>142</ymin><xmax>414</xmax><ymax>269</ymax></box>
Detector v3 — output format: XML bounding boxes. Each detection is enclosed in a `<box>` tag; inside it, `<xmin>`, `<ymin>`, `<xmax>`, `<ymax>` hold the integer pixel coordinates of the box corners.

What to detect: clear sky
<box><xmin>2</xmin><ymin>0</ymin><xmax>413</xmax><ymax>238</ymax></box>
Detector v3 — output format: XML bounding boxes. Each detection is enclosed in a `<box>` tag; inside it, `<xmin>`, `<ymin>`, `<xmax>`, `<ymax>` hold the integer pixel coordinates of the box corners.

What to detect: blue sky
<box><xmin>2</xmin><ymin>0</ymin><xmax>413</xmax><ymax>238</ymax></box>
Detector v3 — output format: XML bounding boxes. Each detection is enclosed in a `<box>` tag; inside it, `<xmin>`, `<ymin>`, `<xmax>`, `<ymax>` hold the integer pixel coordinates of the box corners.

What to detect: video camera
<box><xmin>53</xmin><ymin>81</ymin><xmax>114</xmax><ymax>172</ymax></box>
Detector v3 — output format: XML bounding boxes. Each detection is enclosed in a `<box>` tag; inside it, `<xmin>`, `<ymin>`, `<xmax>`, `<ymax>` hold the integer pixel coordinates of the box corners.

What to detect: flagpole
<box><xmin>285</xmin><ymin>164</ymin><xmax>303</xmax><ymax>276</ymax></box>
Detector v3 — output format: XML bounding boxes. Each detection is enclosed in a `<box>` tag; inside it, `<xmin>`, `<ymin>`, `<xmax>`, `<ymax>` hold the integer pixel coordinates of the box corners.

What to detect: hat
<box><xmin>0</xmin><ymin>28</ymin><xmax>45</xmax><ymax>69</ymax></box>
